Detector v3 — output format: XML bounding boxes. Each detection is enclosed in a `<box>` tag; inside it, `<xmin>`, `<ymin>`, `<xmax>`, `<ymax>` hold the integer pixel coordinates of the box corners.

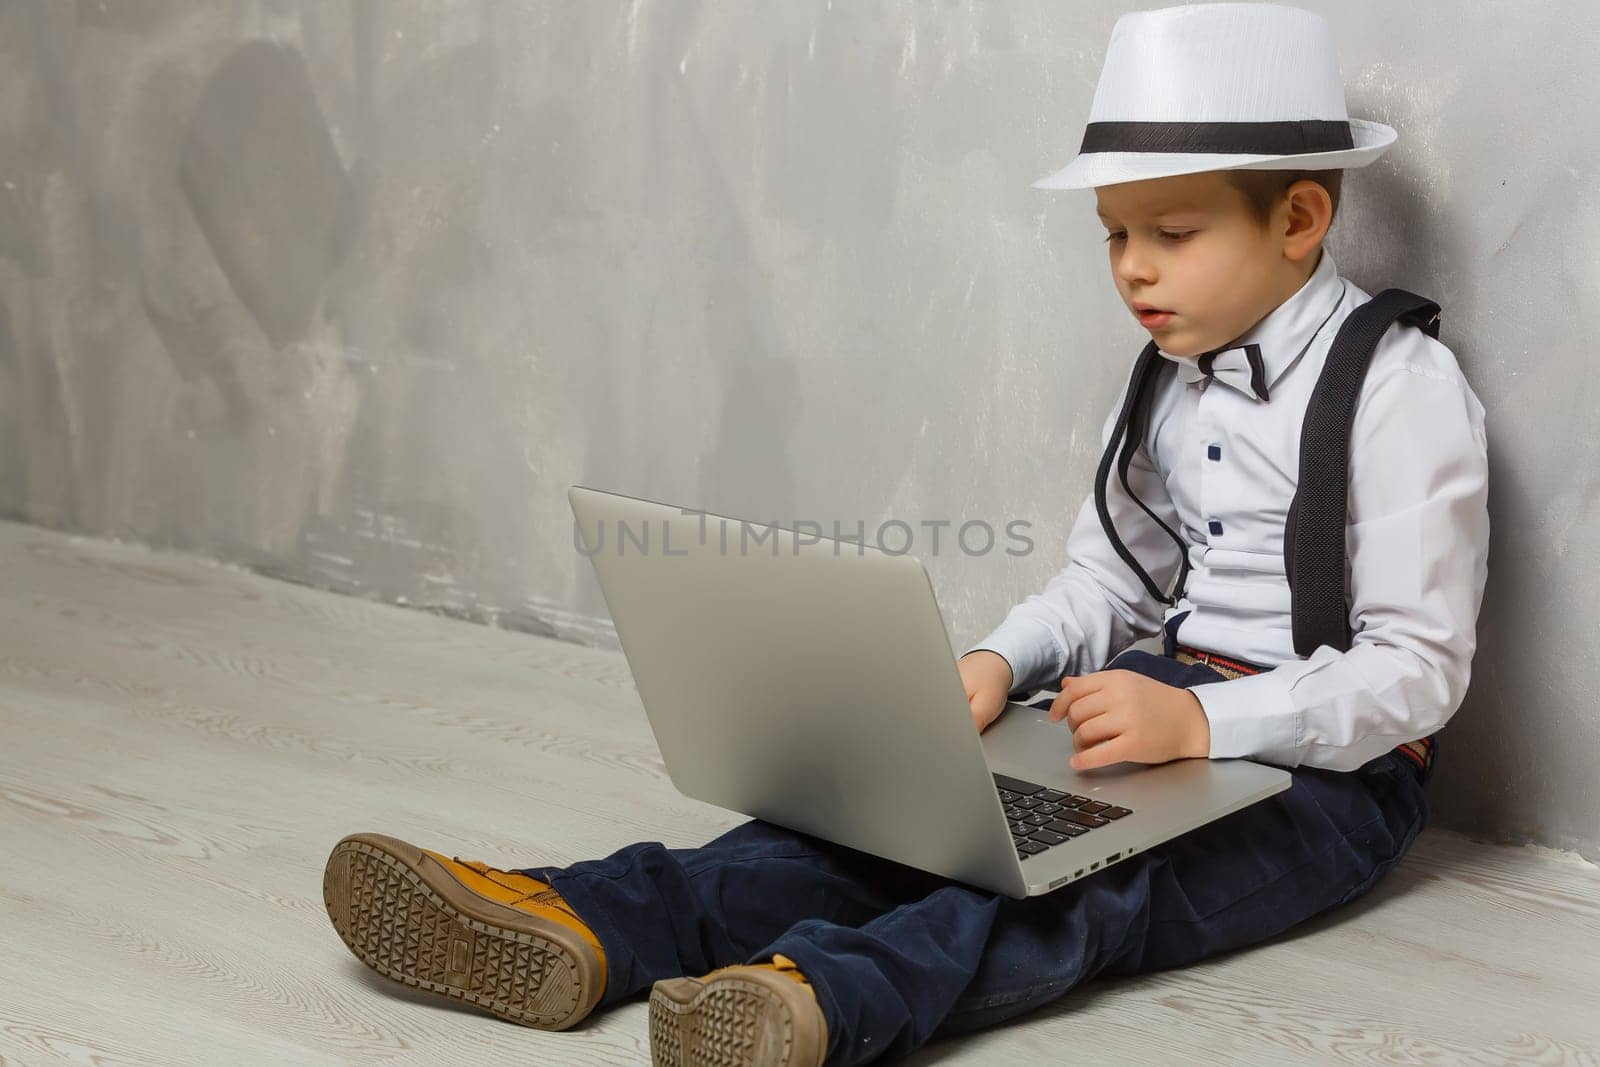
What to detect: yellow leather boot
<box><xmin>648</xmin><ymin>952</ymin><xmax>828</xmax><ymax>1067</ymax></box>
<box><xmin>323</xmin><ymin>832</ymin><xmax>606</xmax><ymax>1030</ymax></box>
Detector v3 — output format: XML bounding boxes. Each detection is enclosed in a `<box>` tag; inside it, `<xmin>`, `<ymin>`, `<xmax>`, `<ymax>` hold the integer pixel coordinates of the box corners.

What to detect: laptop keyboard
<box><xmin>993</xmin><ymin>772</ymin><xmax>1133</xmax><ymax>862</ymax></box>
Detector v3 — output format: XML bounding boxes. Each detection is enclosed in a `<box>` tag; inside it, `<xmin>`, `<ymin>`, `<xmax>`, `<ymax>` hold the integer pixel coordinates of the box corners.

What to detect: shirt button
<box><xmin>1207</xmin><ymin>444</ymin><xmax>1222</xmax><ymax>461</ymax></box>
<box><xmin>1208</xmin><ymin>519</ymin><xmax>1224</xmax><ymax>536</ymax></box>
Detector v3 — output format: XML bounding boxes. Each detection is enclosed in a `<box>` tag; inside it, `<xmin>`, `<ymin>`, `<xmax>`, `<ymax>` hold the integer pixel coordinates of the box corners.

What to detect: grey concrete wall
<box><xmin>0</xmin><ymin>1</ymin><xmax>1593</xmax><ymax>858</ymax></box>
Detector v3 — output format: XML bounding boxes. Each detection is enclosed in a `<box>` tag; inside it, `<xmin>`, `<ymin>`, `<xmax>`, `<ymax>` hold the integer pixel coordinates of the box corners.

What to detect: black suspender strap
<box><xmin>1094</xmin><ymin>342</ymin><xmax>1192</xmax><ymax>606</ymax></box>
<box><xmin>1284</xmin><ymin>288</ymin><xmax>1442</xmax><ymax>657</ymax></box>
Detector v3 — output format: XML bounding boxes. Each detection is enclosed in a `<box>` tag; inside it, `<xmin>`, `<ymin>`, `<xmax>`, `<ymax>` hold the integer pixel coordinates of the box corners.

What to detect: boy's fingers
<box><xmin>1050</xmin><ymin>671</ymin><xmax>1117</xmax><ymax>723</ymax></box>
<box><xmin>1049</xmin><ymin>689</ymin><xmax>1077</xmax><ymax>722</ymax></box>
<box><xmin>1070</xmin><ymin>733</ymin><xmax>1130</xmax><ymax>771</ymax></box>
<box><xmin>1065</xmin><ymin>670</ymin><xmax>1107</xmax><ymax>691</ymax></box>
<box><xmin>971</xmin><ymin>704</ymin><xmax>997</xmax><ymax>734</ymax></box>
<box><xmin>1071</xmin><ymin>709</ymin><xmax>1121</xmax><ymax>749</ymax></box>
<box><xmin>1053</xmin><ymin>691</ymin><xmax>1110</xmax><ymax>728</ymax></box>
<box><xmin>1056</xmin><ymin>671</ymin><xmax>1109</xmax><ymax>704</ymax></box>
<box><xmin>1047</xmin><ymin>690</ymin><xmax>1070</xmax><ymax>722</ymax></box>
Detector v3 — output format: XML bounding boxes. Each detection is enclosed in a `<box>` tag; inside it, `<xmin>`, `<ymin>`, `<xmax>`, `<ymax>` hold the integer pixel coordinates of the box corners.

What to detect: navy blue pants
<box><xmin>518</xmin><ymin>648</ymin><xmax>1432</xmax><ymax>1064</ymax></box>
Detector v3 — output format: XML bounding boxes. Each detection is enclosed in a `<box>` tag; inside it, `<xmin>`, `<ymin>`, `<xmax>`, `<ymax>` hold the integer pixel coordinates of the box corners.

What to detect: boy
<box><xmin>322</xmin><ymin>5</ymin><xmax>1489</xmax><ymax>1065</ymax></box>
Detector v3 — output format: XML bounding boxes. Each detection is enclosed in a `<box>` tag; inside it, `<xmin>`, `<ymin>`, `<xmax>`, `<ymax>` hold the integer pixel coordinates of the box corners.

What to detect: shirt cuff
<box><xmin>961</xmin><ymin>620</ymin><xmax>1066</xmax><ymax>696</ymax></box>
<box><xmin>1188</xmin><ymin>668</ymin><xmax>1300</xmax><ymax>765</ymax></box>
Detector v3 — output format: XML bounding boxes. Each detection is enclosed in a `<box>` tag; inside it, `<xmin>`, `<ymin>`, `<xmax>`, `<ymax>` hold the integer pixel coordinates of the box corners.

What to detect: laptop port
<box><xmin>1106</xmin><ymin>851</ymin><xmax>1121</xmax><ymax>862</ymax></box>
<box><xmin>1089</xmin><ymin>862</ymin><xmax>1099</xmax><ymax>870</ymax></box>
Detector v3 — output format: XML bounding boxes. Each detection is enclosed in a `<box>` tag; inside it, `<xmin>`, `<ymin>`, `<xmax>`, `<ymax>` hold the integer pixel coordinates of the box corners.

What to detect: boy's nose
<box><xmin>1114</xmin><ymin>246</ymin><xmax>1157</xmax><ymax>286</ymax></box>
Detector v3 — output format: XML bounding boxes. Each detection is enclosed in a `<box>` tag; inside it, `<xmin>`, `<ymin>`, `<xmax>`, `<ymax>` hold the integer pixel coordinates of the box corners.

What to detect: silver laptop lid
<box><xmin>569</xmin><ymin>484</ymin><xmax>1026</xmax><ymax>896</ymax></box>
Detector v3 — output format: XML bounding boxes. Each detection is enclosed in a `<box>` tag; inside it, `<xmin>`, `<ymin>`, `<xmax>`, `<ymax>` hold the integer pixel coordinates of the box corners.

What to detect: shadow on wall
<box><xmin>178</xmin><ymin>40</ymin><xmax>357</xmax><ymax>350</ymax></box>
<box><xmin>1329</xmin><ymin>152</ymin><xmax>1525</xmax><ymax>848</ymax></box>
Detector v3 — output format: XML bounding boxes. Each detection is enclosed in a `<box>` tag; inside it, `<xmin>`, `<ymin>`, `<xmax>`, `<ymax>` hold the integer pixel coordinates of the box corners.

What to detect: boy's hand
<box><xmin>1048</xmin><ymin>670</ymin><xmax>1211</xmax><ymax>770</ymax></box>
<box><xmin>957</xmin><ymin>650</ymin><xmax>1014</xmax><ymax>733</ymax></box>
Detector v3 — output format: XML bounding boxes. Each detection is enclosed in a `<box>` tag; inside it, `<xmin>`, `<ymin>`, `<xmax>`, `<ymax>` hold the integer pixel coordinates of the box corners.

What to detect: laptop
<box><xmin>569</xmin><ymin>484</ymin><xmax>1290</xmax><ymax>898</ymax></box>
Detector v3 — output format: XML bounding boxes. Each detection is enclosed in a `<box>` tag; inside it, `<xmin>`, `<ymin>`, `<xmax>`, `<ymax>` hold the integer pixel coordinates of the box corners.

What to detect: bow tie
<box><xmin>1166</xmin><ymin>342</ymin><xmax>1271</xmax><ymax>402</ymax></box>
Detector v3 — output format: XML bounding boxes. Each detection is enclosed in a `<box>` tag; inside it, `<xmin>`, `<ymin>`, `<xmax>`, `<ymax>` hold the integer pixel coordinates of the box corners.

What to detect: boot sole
<box><xmin>649</xmin><ymin>968</ymin><xmax>826</xmax><ymax>1067</ymax></box>
<box><xmin>323</xmin><ymin>832</ymin><xmax>603</xmax><ymax>1030</ymax></box>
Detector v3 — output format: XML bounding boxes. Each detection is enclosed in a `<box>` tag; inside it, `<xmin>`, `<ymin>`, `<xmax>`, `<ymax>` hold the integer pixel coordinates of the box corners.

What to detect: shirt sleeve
<box><xmin>1187</xmin><ymin>354</ymin><xmax>1490</xmax><ymax>771</ymax></box>
<box><xmin>962</xmin><ymin>367</ymin><xmax>1184</xmax><ymax>695</ymax></box>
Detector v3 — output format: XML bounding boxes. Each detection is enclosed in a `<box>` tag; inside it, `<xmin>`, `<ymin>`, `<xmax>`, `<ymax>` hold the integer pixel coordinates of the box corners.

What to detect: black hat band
<box><xmin>1079</xmin><ymin>119</ymin><xmax>1355</xmax><ymax>156</ymax></box>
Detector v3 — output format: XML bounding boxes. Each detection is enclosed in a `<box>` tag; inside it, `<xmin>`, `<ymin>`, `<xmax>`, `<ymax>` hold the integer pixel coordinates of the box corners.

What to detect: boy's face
<box><xmin>1094</xmin><ymin>170</ymin><xmax>1314</xmax><ymax>359</ymax></box>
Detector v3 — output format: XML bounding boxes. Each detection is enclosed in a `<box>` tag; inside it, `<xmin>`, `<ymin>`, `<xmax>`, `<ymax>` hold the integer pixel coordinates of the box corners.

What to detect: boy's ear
<box><xmin>1280</xmin><ymin>179</ymin><xmax>1333</xmax><ymax>262</ymax></box>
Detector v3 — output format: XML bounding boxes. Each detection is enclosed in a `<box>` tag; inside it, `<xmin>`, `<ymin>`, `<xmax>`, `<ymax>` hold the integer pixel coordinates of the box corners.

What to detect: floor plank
<box><xmin>0</xmin><ymin>519</ymin><xmax>1595</xmax><ymax>1065</ymax></box>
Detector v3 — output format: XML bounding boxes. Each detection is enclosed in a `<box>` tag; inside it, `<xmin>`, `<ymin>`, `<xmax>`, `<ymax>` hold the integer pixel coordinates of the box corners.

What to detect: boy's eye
<box><xmin>1102</xmin><ymin>230</ymin><xmax>1192</xmax><ymax>242</ymax></box>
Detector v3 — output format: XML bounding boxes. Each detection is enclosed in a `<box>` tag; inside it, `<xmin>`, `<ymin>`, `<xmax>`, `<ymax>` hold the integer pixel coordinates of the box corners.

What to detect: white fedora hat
<box><xmin>1033</xmin><ymin>2</ymin><xmax>1397</xmax><ymax>191</ymax></box>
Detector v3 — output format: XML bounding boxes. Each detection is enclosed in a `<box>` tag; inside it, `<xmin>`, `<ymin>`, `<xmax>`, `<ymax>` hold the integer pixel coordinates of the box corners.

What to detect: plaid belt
<box><xmin>1172</xmin><ymin>644</ymin><xmax>1435</xmax><ymax>775</ymax></box>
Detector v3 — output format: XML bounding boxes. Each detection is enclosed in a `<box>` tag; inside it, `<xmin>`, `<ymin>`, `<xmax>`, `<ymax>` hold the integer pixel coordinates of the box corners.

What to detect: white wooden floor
<box><xmin>1</xmin><ymin>518</ymin><xmax>1597</xmax><ymax>1065</ymax></box>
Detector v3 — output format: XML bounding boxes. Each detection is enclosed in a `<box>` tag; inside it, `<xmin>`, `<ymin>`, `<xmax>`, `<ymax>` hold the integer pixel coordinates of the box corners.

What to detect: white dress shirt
<box><xmin>965</xmin><ymin>248</ymin><xmax>1490</xmax><ymax>771</ymax></box>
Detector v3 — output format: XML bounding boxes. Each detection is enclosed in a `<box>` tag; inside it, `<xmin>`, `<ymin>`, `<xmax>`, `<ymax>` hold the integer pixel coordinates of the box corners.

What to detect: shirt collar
<box><xmin>1156</xmin><ymin>247</ymin><xmax>1345</xmax><ymax>401</ymax></box>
